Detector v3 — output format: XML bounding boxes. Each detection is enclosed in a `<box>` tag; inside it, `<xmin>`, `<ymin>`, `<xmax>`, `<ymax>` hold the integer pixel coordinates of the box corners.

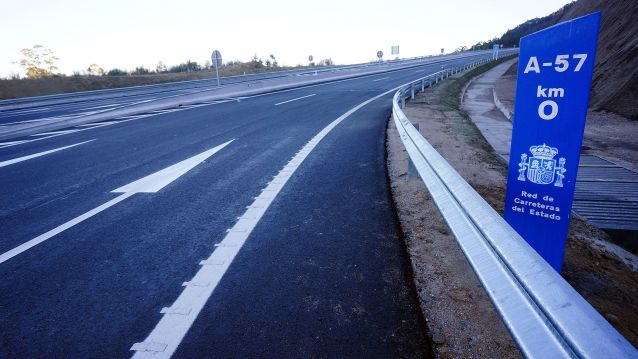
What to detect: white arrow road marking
<box><xmin>131</xmin><ymin>82</ymin><xmax>413</xmax><ymax>359</ymax></box>
<box><xmin>0</xmin><ymin>139</ymin><xmax>234</xmax><ymax>265</ymax></box>
<box><xmin>0</xmin><ymin>140</ymin><xmax>95</xmax><ymax>168</ymax></box>
<box><xmin>274</xmin><ymin>93</ymin><xmax>316</xmax><ymax>106</ymax></box>
<box><xmin>112</xmin><ymin>140</ymin><xmax>234</xmax><ymax>194</ymax></box>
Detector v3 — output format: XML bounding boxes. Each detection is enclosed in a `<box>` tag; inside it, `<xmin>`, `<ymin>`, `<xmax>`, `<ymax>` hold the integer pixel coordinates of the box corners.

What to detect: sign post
<box><xmin>492</xmin><ymin>44</ymin><xmax>500</xmax><ymax>60</ymax></box>
<box><xmin>504</xmin><ymin>12</ymin><xmax>601</xmax><ymax>272</ymax></box>
<box><xmin>211</xmin><ymin>50</ymin><xmax>222</xmax><ymax>87</ymax></box>
<box><xmin>376</xmin><ymin>50</ymin><xmax>383</xmax><ymax>62</ymax></box>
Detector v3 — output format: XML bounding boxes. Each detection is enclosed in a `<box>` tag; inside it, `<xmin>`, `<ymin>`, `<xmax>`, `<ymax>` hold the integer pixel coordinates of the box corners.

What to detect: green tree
<box><xmin>318</xmin><ymin>58</ymin><xmax>334</xmax><ymax>66</ymax></box>
<box><xmin>87</xmin><ymin>64</ymin><xmax>104</xmax><ymax>76</ymax></box>
<box><xmin>156</xmin><ymin>61</ymin><xmax>167</xmax><ymax>73</ymax></box>
<box><xmin>132</xmin><ymin>66</ymin><xmax>151</xmax><ymax>75</ymax></box>
<box><xmin>107</xmin><ymin>68</ymin><xmax>128</xmax><ymax>76</ymax></box>
<box><xmin>15</xmin><ymin>45</ymin><xmax>59</xmax><ymax>78</ymax></box>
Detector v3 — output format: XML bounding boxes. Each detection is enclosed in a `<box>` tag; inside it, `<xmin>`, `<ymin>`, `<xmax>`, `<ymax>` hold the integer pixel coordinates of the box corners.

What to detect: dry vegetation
<box><xmin>0</xmin><ymin>62</ymin><xmax>318</xmax><ymax>100</ymax></box>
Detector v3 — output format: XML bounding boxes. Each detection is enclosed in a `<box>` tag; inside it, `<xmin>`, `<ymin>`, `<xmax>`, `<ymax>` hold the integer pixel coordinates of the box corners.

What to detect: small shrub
<box><xmin>107</xmin><ymin>68</ymin><xmax>128</xmax><ymax>76</ymax></box>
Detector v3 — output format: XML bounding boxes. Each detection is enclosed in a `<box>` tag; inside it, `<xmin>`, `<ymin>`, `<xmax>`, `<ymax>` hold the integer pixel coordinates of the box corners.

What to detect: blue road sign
<box><xmin>504</xmin><ymin>12</ymin><xmax>601</xmax><ymax>272</ymax></box>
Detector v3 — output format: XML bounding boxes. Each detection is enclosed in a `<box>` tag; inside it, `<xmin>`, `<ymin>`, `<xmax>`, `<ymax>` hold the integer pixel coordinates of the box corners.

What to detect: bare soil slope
<box><xmin>559</xmin><ymin>0</ymin><xmax>638</xmax><ymax>119</ymax></box>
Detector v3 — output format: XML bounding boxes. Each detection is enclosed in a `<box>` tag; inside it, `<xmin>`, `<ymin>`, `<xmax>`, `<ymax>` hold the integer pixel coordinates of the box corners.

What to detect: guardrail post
<box><xmin>411</xmin><ymin>84</ymin><xmax>415</xmax><ymax>100</ymax></box>
<box><xmin>400</xmin><ymin>95</ymin><xmax>405</xmax><ymax>108</ymax></box>
<box><xmin>407</xmin><ymin>123</ymin><xmax>420</xmax><ymax>181</ymax></box>
<box><xmin>421</xmin><ymin>79</ymin><xmax>425</xmax><ymax>92</ymax></box>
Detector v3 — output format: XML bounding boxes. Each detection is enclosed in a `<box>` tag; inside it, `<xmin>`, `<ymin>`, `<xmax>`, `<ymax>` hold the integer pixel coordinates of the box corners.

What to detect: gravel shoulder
<box><xmin>386</xmin><ymin>62</ymin><xmax>638</xmax><ymax>358</ymax></box>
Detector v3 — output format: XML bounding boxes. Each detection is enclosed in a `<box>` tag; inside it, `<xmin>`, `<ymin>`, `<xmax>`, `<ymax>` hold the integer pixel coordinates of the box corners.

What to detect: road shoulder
<box><xmin>386</xmin><ymin>60</ymin><xmax>638</xmax><ymax>357</ymax></box>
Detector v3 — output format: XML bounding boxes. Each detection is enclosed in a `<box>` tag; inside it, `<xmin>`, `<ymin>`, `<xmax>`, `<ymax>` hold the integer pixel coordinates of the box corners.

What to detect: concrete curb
<box><xmin>493</xmin><ymin>87</ymin><xmax>514</xmax><ymax>121</ymax></box>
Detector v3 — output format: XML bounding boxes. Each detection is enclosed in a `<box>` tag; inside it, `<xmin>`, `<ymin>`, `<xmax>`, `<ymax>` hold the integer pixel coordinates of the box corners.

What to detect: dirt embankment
<box><xmin>556</xmin><ymin>0</ymin><xmax>638</xmax><ymax>119</ymax></box>
<box><xmin>387</xmin><ymin>63</ymin><xmax>638</xmax><ymax>358</ymax></box>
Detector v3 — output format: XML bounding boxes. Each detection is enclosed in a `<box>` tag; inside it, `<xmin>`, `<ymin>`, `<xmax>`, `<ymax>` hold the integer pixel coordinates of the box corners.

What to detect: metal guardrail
<box><xmin>392</xmin><ymin>56</ymin><xmax>637</xmax><ymax>358</ymax></box>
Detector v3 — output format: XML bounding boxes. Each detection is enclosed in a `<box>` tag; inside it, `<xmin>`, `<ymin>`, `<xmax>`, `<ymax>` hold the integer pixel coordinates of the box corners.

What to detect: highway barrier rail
<box><xmin>392</xmin><ymin>58</ymin><xmax>637</xmax><ymax>358</ymax></box>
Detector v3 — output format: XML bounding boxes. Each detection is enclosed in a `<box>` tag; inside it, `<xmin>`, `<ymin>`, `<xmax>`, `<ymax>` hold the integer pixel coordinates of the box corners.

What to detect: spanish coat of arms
<box><xmin>517</xmin><ymin>144</ymin><xmax>566</xmax><ymax>187</ymax></box>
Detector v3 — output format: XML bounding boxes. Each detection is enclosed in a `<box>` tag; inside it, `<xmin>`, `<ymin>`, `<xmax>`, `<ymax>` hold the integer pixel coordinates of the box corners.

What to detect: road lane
<box><xmin>174</xmin><ymin>98</ymin><xmax>428</xmax><ymax>358</ymax></box>
<box><xmin>0</xmin><ymin>52</ymin><xmax>492</xmax><ymax>127</ymax></box>
<box><xmin>0</xmin><ymin>53</ymin><xmax>498</xmax><ymax>357</ymax></box>
<box><xmin>0</xmin><ymin>140</ymin><xmax>233</xmax><ymax>264</ymax></box>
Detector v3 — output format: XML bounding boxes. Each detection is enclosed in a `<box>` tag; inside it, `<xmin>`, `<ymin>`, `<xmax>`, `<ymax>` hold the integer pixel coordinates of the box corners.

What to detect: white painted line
<box><xmin>76</xmin><ymin>121</ymin><xmax>118</xmax><ymax>127</ymax></box>
<box><xmin>87</xmin><ymin>103</ymin><xmax>123</xmax><ymax>110</ymax></box>
<box><xmin>1</xmin><ymin>115</ymin><xmax>150</xmax><ymax>150</ymax></box>
<box><xmin>0</xmin><ymin>192</ymin><xmax>134</xmax><ymax>265</ymax></box>
<box><xmin>9</xmin><ymin>107</ymin><xmax>53</xmax><ymax>114</ymax></box>
<box><xmin>372</xmin><ymin>77</ymin><xmax>390</xmax><ymax>82</ymax></box>
<box><xmin>274</xmin><ymin>93</ymin><xmax>316</xmax><ymax>106</ymax></box>
<box><xmin>112</xmin><ymin>139</ymin><xmax>234</xmax><ymax>193</ymax></box>
<box><xmin>131</xmin><ymin>83</ymin><xmax>409</xmax><ymax>359</ymax></box>
<box><xmin>0</xmin><ymin>140</ymin><xmax>234</xmax><ymax>265</ymax></box>
<box><xmin>0</xmin><ymin>140</ymin><xmax>28</xmax><ymax>148</ymax></box>
<box><xmin>0</xmin><ymin>139</ymin><xmax>95</xmax><ymax>168</ymax></box>
<box><xmin>0</xmin><ymin>118</ymin><xmax>53</xmax><ymax>126</ymax></box>
<box><xmin>0</xmin><ymin>133</ymin><xmax>75</xmax><ymax>149</ymax></box>
<box><xmin>30</xmin><ymin>129</ymin><xmax>81</xmax><ymax>137</ymax></box>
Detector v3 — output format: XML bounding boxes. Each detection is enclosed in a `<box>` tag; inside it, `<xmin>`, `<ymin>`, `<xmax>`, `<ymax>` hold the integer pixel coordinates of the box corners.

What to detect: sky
<box><xmin>0</xmin><ymin>0</ymin><xmax>573</xmax><ymax>77</ymax></box>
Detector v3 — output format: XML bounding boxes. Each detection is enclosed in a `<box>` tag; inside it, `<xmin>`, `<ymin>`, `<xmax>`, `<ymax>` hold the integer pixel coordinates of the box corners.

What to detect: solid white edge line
<box><xmin>130</xmin><ymin>81</ymin><xmax>412</xmax><ymax>358</ymax></box>
<box><xmin>0</xmin><ymin>139</ymin><xmax>95</xmax><ymax>168</ymax></box>
<box><xmin>372</xmin><ymin>77</ymin><xmax>390</xmax><ymax>82</ymax></box>
<box><xmin>274</xmin><ymin>93</ymin><xmax>317</xmax><ymax>106</ymax></box>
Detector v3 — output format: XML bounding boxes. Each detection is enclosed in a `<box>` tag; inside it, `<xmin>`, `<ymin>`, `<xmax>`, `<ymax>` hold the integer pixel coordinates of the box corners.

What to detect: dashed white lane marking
<box><xmin>0</xmin><ymin>139</ymin><xmax>95</xmax><ymax>168</ymax></box>
<box><xmin>274</xmin><ymin>93</ymin><xmax>316</xmax><ymax>106</ymax></box>
<box><xmin>372</xmin><ymin>76</ymin><xmax>390</xmax><ymax>82</ymax></box>
<box><xmin>0</xmin><ymin>140</ymin><xmax>233</xmax><ymax>265</ymax></box>
<box><xmin>130</xmin><ymin>82</ymin><xmax>412</xmax><ymax>358</ymax></box>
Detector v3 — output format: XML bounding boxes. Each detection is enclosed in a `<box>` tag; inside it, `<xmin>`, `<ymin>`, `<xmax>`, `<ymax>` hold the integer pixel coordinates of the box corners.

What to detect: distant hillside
<box><xmin>471</xmin><ymin>0</ymin><xmax>638</xmax><ymax>119</ymax></box>
<box><xmin>470</xmin><ymin>2</ymin><xmax>575</xmax><ymax>51</ymax></box>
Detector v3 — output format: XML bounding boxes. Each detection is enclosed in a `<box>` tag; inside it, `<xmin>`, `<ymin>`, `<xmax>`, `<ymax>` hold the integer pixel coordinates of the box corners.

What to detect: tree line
<box><xmin>8</xmin><ymin>46</ymin><xmax>335</xmax><ymax>79</ymax></box>
<box><xmin>455</xmin><ymin>2</ymin><xmax>575</xmax><ymax>52</ymax></box>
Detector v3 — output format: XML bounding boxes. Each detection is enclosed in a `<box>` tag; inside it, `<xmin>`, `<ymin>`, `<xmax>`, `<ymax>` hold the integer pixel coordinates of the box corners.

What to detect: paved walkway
<box><xmin>461</xmin><ymin>60</ymin><xmax>638</xmax><ymax>232</ymax></box>
<box><xmin>461</xmin><ymin>59</ymin><xmax>516</xmax><ymax>162</ymax></box>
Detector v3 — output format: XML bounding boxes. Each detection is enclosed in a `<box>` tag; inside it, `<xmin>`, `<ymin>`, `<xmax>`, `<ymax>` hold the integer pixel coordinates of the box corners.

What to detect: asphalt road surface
<box><xmin>0</xmin><ymin>53</ymin><xmax>493</xmax><ymax>358</ymax></box>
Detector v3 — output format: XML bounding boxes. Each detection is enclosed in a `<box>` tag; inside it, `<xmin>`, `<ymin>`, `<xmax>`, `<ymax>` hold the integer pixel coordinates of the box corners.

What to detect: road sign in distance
<box><xmin>377</xmin><ymin>51</ymin><xmax>383</xmax><ymax>59</ymax></box>
<box><xmin>211</xmin><ymin>50</ymin><xmax>222</xmax><ymax>68</ymax></box>
<box><xmin>308</xmin><ymin>55</ymin><xmax>313</xmax><ymax>62</ymax></box>
<box><xmin>391</xmin><ymin>46</ymin><xmax>399</xmax><ymax>55</ymax></box>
